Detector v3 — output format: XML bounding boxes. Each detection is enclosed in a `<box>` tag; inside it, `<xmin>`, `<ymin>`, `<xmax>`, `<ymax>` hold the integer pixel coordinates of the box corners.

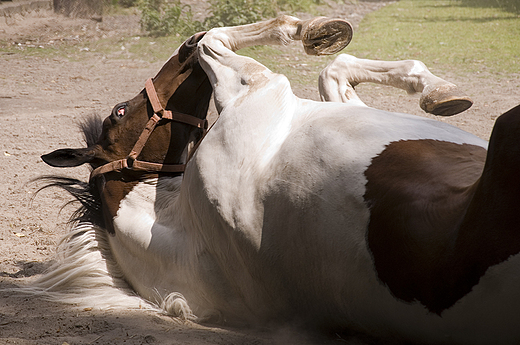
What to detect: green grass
<box><xmin>0</xmin><ymin>35</ymin><xmax>183</xmax><ymax>63</ymax></box>
<box><xmin>87</xmin><ymin>35</ymin><xmax>183</xmax><ymax>61</ymax></box>
<box><xmin>0</xmin><ymin>44</ymin><xmax>77</xmax><ymax>59</ymax></box>
<box><xmin>2</xmin><ymin>0</ymin><xmax>517</xmax><ymax>78</ymax></box>
<box><xmin>236</xmin><ymin>0</ymin><xmax>520</xmax><ymax>90</ymax></box>
<box><xmin>346</xmin><ymin>0</ymin><xmax>520</xmax><ymax>75</ymax></box>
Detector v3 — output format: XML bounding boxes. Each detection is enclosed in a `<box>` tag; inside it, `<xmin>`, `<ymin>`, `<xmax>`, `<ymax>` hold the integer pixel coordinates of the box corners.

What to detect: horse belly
<box><xmin>257</xmin><ymin>107</ymin><xmax>516</xmax><ymax>340</ymax></box>
<box><xmin>257</xmin><ymin>112</ymin><xmax>383</xmax><ymax>325</ymax></box>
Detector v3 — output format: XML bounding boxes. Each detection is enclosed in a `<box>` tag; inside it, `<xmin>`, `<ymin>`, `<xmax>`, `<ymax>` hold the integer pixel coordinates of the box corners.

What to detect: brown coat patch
<box><xmin>364</xmin><ymin>139</ymin><xmax>487</xmax><ymax>313</ymax></box>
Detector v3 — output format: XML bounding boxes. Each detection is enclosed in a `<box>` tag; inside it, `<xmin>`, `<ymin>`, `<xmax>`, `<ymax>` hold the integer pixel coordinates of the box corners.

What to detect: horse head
<box><xmin>41</xmin><ymin>32</ymin><xmax>212</xmax><ymax>232</ymax></box>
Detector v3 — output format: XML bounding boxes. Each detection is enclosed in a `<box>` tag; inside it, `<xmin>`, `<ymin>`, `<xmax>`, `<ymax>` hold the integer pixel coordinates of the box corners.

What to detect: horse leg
<box><xmin>319</xmin><ymin>54</ymin><xmax>473</xmax><ymax>116</ymax></box>
<box><xmin>197</xmin><ymin>15</ymin><xmax>352</xmax><ymax>112</ymax></box>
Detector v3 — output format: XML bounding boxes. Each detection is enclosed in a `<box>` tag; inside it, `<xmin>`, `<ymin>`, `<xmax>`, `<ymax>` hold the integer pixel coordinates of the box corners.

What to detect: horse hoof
<box><xmin>301</xmin><ymin>17</ymin><xmax>353</xmax><ymax>56</ymax></box>
<box><xmin>420</xmin><ymin>84</ymin><xmax>473</xmax><ymax>116</ymax></box>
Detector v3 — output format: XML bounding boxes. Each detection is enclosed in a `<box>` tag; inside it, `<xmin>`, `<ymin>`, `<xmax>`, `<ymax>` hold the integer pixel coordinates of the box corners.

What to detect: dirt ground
<box><xmin>0</xmin><ymin>2</ymin><xmax>519</xmax><ymax>344</ymax></box>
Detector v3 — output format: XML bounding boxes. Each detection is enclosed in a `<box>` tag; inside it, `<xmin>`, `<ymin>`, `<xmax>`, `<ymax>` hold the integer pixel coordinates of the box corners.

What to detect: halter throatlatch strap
<box><xmin>90</xmin><ymin>78</ymin><xmax>208</xmax><ymax>180</ymax></box>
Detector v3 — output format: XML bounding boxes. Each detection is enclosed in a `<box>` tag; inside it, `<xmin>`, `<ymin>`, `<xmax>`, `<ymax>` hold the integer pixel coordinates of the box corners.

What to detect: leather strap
<box><xmin>90</xmin><ymin>78</ymin><xmax>210</xmax><ymax>180</ymax></box>
<box><xmin>145</xmin><ymin>78</ymin><xmax>164</xmax><ymax>115</ymax></box>
<box><xmin>145</xmin><ymin>78</ymin><xmax>207</xmax><ymax>129</ymax></box>
<box><xmin>165</xmin><ymin>110</ymin><xmax>208</xmax><ymax>129</ymax></box>
<box><xmin>131</xmin><ymin>160</ymin><xmax>186</xmax><ymax>173</ymax></box>
<box><xmin>90</xmin><ymin>158</ymin><xmax>187</xmax><ymax>179</ymax></box>
<box><xmin>91</xmin><ymin>159</ymin><xmax>130</xmax><ymax>178</ymax></box>
<box><xmin>128</xmin><ymin>113</ymin><xmax>161</xmax><ymax>161</ymax></box>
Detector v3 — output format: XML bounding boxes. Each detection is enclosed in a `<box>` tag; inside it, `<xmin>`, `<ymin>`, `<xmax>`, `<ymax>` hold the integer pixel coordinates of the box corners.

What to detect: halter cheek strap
<box><xmin>90</xmin><ymin>78</ymin><xmax>208</xmax><ymax>180</ymax></box>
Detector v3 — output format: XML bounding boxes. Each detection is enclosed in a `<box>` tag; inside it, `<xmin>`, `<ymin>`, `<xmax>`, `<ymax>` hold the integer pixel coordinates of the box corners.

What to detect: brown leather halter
<box><xmin>90</xmin><ymin>78</ymin><xmax>208</xmax><ymax>180</ymax></box>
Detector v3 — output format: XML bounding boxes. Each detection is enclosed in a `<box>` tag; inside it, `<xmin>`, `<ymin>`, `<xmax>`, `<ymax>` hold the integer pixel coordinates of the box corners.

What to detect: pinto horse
<box><xmin>36</xmin><ymin>16</ymin><xmax>520</xmax><ymax>344</ymax></box>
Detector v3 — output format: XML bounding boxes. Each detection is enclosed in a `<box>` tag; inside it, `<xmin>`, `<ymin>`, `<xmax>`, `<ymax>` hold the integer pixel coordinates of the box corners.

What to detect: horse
<box><xmin>34</xmin><ymin>16</ymin><xmax>520</xmax><ymax>344</ymax></box>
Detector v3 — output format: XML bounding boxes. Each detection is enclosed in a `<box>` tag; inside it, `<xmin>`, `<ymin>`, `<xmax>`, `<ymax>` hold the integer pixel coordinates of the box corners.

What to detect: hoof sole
<box><xmin>301</xmin><ymin>18</ymin><xmax>353</xmax><ymax>56</ymax></box>
<box><xmin>420</xmin><ymin>84</ymin><xmax>473</xmax><ymax>116</ymax></box>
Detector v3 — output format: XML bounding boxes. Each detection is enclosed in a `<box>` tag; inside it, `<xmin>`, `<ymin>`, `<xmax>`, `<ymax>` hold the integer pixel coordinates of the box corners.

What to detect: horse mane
<box><xmin>28</xmin><ymin>113</ymin><xmax>194</xmax><ymax>316</ymax></box>
<box><xmin>34</xmin><ymin>114</ymin><xmax>104</xmax><ymax>227</ymax></box>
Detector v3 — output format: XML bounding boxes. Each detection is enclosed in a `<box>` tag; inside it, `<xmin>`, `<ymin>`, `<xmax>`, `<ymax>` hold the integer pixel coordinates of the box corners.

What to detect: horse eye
<box><xmin>117</xmin><ymin>106</ymin><xmax>126</xmax><ymax>117</ymax></box>
<box><xmin>112</xmin><ymin>103</ymin><xmax>128</xmax><ymax>118</ymax></box>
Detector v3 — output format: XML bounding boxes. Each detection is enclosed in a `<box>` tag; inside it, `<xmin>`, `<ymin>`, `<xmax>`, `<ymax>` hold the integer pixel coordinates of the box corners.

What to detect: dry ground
<box><xmin>0</xmin><ymin>2</ymin><xmax>519</xmax><ymax>344</ymax></box>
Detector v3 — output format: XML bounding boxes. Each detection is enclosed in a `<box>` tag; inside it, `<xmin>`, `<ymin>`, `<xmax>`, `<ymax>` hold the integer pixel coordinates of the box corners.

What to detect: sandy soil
<box><xmin>0</xmin><ymin>2</ymin><xmax>519</xmax><ymax>344</ymax></box>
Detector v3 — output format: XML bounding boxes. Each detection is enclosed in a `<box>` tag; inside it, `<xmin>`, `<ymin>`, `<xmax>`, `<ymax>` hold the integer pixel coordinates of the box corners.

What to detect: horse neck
<box><xmin>151</xmin><ymin>53</ymin><xmax>212</xmax><ymax>120</ymax></box>
<box><xmin>145</xmin><ymin>56</ymin><xmax>212</xmax><ymax>166</ymax></box>
<box><xmin>166</xmin><ymin>60</ymin><xmax>212</xmax><ymax>118</ymax></box>
<box><xmin>152</xmin><ymin>53</ymin><xmax>193</xmax><ymax>104</ymax></box>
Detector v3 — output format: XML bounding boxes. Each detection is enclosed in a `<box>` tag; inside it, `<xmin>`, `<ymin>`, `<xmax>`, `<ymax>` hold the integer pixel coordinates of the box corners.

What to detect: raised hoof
<box><xmin>301</xmin><ymin>17</ymin><xmax>353</xmax><ymax>56</ymax></box>
<box><xmin>420</xmin><ymin>84</ymin><xmax>473</xmax><ymax>116</ymax></box>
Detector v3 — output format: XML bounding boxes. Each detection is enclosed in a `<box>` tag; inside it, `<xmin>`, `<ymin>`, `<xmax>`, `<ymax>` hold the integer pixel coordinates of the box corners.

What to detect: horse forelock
<box><xmin>79</xmin><ymin>113</ymin><xmax>103</xmax><ymax>148</ymax></box>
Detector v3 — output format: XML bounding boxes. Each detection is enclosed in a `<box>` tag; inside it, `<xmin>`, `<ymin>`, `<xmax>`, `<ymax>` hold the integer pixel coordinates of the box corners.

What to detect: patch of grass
<box><xmin>103</xmin><ymin>1</ymin><xmax>141</xmax><ymax>15</ymax></box>
<box><xmin>126</xmin><ymin>36</ymin><xmax>183</xmax><ymax>61</ymax></box>
<box><xmin>0</xmin><ymin>44</ymin><xmax>79</xmax><ymax>59</ymax></box>
<box><xmin>345</xmin><ymin>0</ymin><xmax>520</xmax><ymax>75</ymax></box>
<box><xmin>236</xmin><ymin>45</ymin><xmax>327</xmax><ymax>87</ymax></box>
<box><xmin>5</xmin><ymin>0</ymin><xmax>517</xmax><ymax>81</ymax></box>
<box><xmin>460</xmin><ymin>0</ymin><xmax>519</xmax><ymax>14</ymax></box>
<box><xmin>77</xmin><ymin>35</ymin><xmax>183</xmax><ymax>61</ymax></box>
<box><xmin>0</xmin><ymin>35</ymin><xmax>182</xmax><ymax>63</ymax></box>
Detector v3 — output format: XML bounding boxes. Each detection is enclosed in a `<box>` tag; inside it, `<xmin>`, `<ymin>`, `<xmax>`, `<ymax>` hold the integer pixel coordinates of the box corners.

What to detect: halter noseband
<box><xmin>90</xmin><ymin>78</ymin><xmax>208</xmax><ymax>180</ymax></box>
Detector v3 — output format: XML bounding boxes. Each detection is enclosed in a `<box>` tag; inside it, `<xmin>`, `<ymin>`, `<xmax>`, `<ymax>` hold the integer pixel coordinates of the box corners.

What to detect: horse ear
<box><xmin>41</xmin><ymin>147</ymin><xmax>96</xmax><ymax>167</ymax></box>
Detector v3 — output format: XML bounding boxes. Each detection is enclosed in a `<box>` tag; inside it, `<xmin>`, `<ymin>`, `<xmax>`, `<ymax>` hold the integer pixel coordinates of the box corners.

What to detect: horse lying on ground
<box><xmin>33</xmin><ymin>15</ymin><xmax>520</xmax><ymax>344</ymax></box>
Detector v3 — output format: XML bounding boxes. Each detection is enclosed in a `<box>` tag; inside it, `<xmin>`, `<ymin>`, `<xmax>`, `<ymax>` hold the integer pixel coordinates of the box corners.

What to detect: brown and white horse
<box><xmin>35</xmin><ymin>16</ymin><xmax>520</xmax><ymax>344</ymax></box>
